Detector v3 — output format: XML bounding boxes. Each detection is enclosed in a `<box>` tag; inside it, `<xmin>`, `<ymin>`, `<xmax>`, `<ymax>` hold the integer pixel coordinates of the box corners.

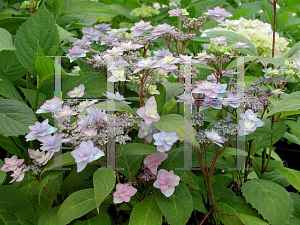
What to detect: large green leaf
<box><xmin>206</xmin><ymin>31</ymin><xmax>258</xmax><ymax>56</ymax></box>
<box><xmin>19</xmin><ymin>87</ymin><xmax>47</xmax><ymax>110</ymax></box>
<box><xmin>238</xmin><ymin>214</ymin><xmax>269</xmax><ymax>225</ymax></box>
<box><xmin>14</xmin><ymin>4</ymin><xmax>59</xmax><ymax>77</ymax></box>
<box><xmin>276</xmin><ymin>167</ymin><xmax>300</xmax><ymax>192</ymax></box>
<box><xmin>42</xmin><ymin>151</ymin><xmax>76</xmax><ymax>173</ymax></box>
<box><xmin>118</xmin><ymin>143</ymin><xmax>158</xmax><ymax>155</ymax></box>
<box><xmin>0</xmin><ymin>159</ymin><xmax>6</xmax><ymax>185</ymax></box>
<box><xmin>116</xmin><ymin>154</ymin><xmax>143</xmax><ymax>182</ymax></box>
<box><xmin>93</xmin><ymin>169</ymin><xmax>116</xmax><ymax>209</ymax></box>
<box><xmin>162</xmin><ymin>82</ymin><xmax>184</xmax><ymax>102</ymax></box>
<box><xmin>39</xmin><ymin>206</ymin><xmax>60</xmax><ymax>225</ymax></box>
<box><xmin>154</xmin><ymin>82</ymin><xmax>166</xmax><ymax>114</ymax></box>
<box><xmin>0</xmin><ymin>72</ymin><xmax>23</xmax><ymax>101</ymax></box>
<box><xmin>0</xmin><ymin>99</ymin><xmax>37</xmax><ymax>136</ymax></box>
<box><xmin>129</xmin><ymin>195</ymin><xmax>162</xmax><ymax>225</ymax></box>
<box><xmin>0</xmin><ymin>185</ymin><xmax>38</xmax><ymax>224</ymax></box>
<box><xmin>0</xmin><ymin>17</ymin><xmax>28</xmax><ymax>32</ymax></box>
<box><xmin>286</xmin><ymin>41</ymin><xmax>300</xmax><ymax>58</ymax></box>
<box><xmin>154</xmin><ymin>182</ymin><xmax>193</xmax><ymax>225</ymax></box>
<box><xmin>92</xmin><ymin>100</ymin><xmax>134</xmax><ymax>115</ymax></box>
<box><xmin>290</xmin><ymin>193</ymin><xmax>300</xmax><ymax>220</ymax></box>
<box><xmin>226</xmin><ymin>56</ymin><xmax>260</xmax><ymax>71</ymax></box>
<box><xmin>153</xmin><ymin>114</ymin><xmax>199</xmax><ymax>147</ymax></box>
<box><xmin>56</xmin><ymin>24</ymin><xmax>74</xmax><ymax>43</ymax></box>
<box><xmin>58</xmin><ymin>188</ymin><xmax>97</xmax><ymax>225</ymax></box>
<box><xmin>0</xmin><ymin>50</ymin><xmax>27</xmax><ymax>80</ymax></box>
<box><xmin>258</xmin><ymin>58</ymin><xmax>292</xmax><ymax>68</ymax></box>
<box><xmin>0</xmin><ymin>135</ymin><xmax>23</xmax><ymax>156</ymax></box>
<box><xmin>74</xmin><ymin>212</ymin><xmax>111</xmax><ymax>225</ymax></box>
<box><xmin>0</xmin><ymin>28</ymin><xmax>15</xmax><ymax>51</ymax></box>
<box><xmin>283</xmin><ymin>132</ymin><xmax>300</xmax><ymax>145</ymax></box>
<box><xmin>241</xmin><ymin>179</ymin><xmax>294</xmax><ymax>225</ymax></box>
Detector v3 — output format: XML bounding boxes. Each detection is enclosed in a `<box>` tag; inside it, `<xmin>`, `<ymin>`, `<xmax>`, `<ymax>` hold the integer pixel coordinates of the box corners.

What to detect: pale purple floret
<box><xmin>210</xmin><ymin>36</ymin><xmax>227</xmax><ymax>46</ymax></box>
<box><xmin>204</xmin><ymin>6</ymin><xmax>232</xmax><ymax>23</ymax></box>
<box><xmin>199</xmin><ymin>99</ymin><xmax>223</xmax><ymax>111</ymax></box>
<box><xmin>9</xmin><ymin>167</ymin><xmax>29</xmax><ymax>183</ymax></box>
<box><xmin>119</xmin><ymin>41</ymin><xmax>144</xmax><ymax>51</ymax></box>
<box><xmin>168</xmin><ymin>7</ymin><xmax>181</xmax><ymax>17</ymax></box>
<box><xmin>81</xmin><ymin>127</ymin><xmax>97</xmax><ymax>140</ymax></box>
<box><xmin>138</xmin><ymin>121</ymin><xmax>159</xmax><ymax>143</ymax></box>
<box><xmin>40</xmin><ymin>133</ymin><xmax>64</xmax><ymax>152</ymax></box>
<box><xmin>113</xmin><ymin>183</ymin><xmax>137</xmax><ymax>204</ymax></box>
<box><xmin>67</xmin><ymin>84</ymin><xmax>85</xmax><ymax>98</ymax></box>
<box><xmin>77</xmin><ymin>114</ymin><xmax>93</xmax><ymax>131</ymax></box>
<box><xmin>130</xmin><ymin>20</ymin><xmax>152</xmax><ymax>36</ymax></box>
<box><xmin>178</xmin><ymin>54</ymin><xmax>200</xmax><ymax>64</ymax></box>
<box><xmin>144</xmin><ymin>153</ymin><xmax>167</xmax><ymax>175</ymax></box>
<box><xmin>205</xmin><ymin>130</ymin><xmax>224</xmax><ymax>147</ymax></box>
<box><xmin>25</xmin><ymin>119</ymin><xmax>57</xmax><ymax>142</ymax></box>
<box><xmin>157</xmin><ymin>56</ymin><xmax>180</xmax><ymax>73</ymax></box>
<box><xmin>54</xmin><ymin>105</ymin><xmax>78</xmax><ymax>121</ymax></box>
<box><xmin>35</xmin><ymin>151</ymin><xmax>54</xmax><ymax>165</ymax></box>
<box><xmin>66</xmin><ymin>46</ymin><xmax>89</xmax><ymax>63</ymax></box>
<box><xmin>102</xmin><ymin>91</ymin><xmax>131</xmax><ymax>104</ymax></box>
<box><xmin>153</xmin><ymin>169</ymin><xmax>180</xmax><ymax>197</ymax></box>
<box><xmin>176</xmin><ymin>93</ymin><xmax>195</xmax><ymax>105</ymax></box>
<box><xmin>192</xmin><ymin>80</ymin><xmax>221</xmax><ymax>98</ymax></box>
<box><xmin>1</xmin><ymin>155</ymin><xmax>24</xmax><ymax>172</ymax></box>
<box><xmin>238</xmin><ymin>109</ymin><xmax>265</xmax><ymax>136</ymax></box>
<box><xmin>207</xmin><ymin>74</ymin><xmax>218</xmax><ymax>83</ymax></box>
<box><xmin>137</xmin><ymin>96</ymin><xmax>160</xmax><ymax>125</ymax></box>
<box><xmin>153</xmin><ymin>131</ymin><xmax>179</xmax><ymax>152</ymax></box>
<box><xmin>146</xmin><ymin>34</ymin><xmax>159</xmax><ymax>41</ymax></box>
<box><xmin>36</xmin><ymin>97</ymin><xmax>63</xmax><ymax>114</ymax></box>
<box><xmin>152</xmin><ymin>23</ymin><xmax>174</xmax><ymax>36</ymax></box>
<box><xmin>133</xmin><ymin>57</ymin><xmax>159</xmax><ymax>74</ymax></box>
<box><xmin>86</xmin><ymin>106</ymin><xmax>107</xmax><ymax>126</ymax></box>
<box><xmin>82</xmin><ymin>27</ymin><xmax>102</xmax><ymax>41</ymax></box>
<box><xmin>73</xmin><ymin>39</ymin><xmax>91</xmax><ymax>47</ymax></box>
<box><xmin>106</xmin><ymin>28</ymin><xmax>128</xmax><ymax>37</ymax></box>
<box><xmin>222</xmin><ymin>93</ymin><xmax>242</xmax><ymax>108</ymax></box>
<box><xmin>28</xmin><ymin>149</ymin><xmax>41</xmax><ymax>160</ymax></box>
<box><xmin>71</xmin><ymin>140</ymin><xmax>105</xmax><ymax>172</ymax></box>
<box><xmin>77</xmin><ymin>100</ymin><xmax>98</xmax><ymax>113</ymax></box>
<box><xmin>94</xmin><ymin>23</ymin><xmax>111</xmax><ymax>32</ymax></box>
<box><xmin>224</xmin><ymin>112</ymin><xmax>233</xmax><ymax>122</ymax></box>
<box><xmin>101</xmin><ymin>35</ymin><xmax>118</xmax><ymax>45</ymax></box>
<box><xmin>153</xmin><ymin>49</ymin><xmax>173</xmax><ymax>60</ymax></box>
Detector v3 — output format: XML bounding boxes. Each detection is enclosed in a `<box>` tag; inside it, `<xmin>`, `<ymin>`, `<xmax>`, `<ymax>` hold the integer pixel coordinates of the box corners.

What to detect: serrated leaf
<box><xmin>116</xmin><ymin>154</ymin><xmax>143</xmax><ymax>182</ymax></box>
<box><xmin>0</xmin><ymin>28</ymin><xmax>15</xmax><ymax>51</ymax></box>
<box><xmin>19</xmin><ymin>87</ymin><xmax>47</xmax><ymax>109</ymax></box>
<box><xmin>73</xmin><ymin>212</ymin><xmax>111</xmax><ymax>225</ymax></box>
<box><xmin>56</xmin><ymin>24</ymin><xmax>74</xmax><ymax>43</ymax></box>
<box><xmin>153</xmin><ymin>114</ymin><xmax>199</xmax><ymax>147</ymax></box>
<box><xmin>14</xmin><ymin>4</ymin><xmax>59</xmax><ymax>77</ymax></box>
<box><xmin>241</xmin><ymin>179</ymin><xmax>293</xmax><ymax>225</ymax></box>
<box><xmin>0</xmin><ymin>99</ymin><xmax>37</xmax><ymax>136</ymax></box>
<box><xmin>0</xmin><ymin>72</ymin><xmax>23</xmax><ymax>101</ymax></box>
<box><xmin>286</xmin><ymin>41</ymin><xmax>300</xmax><ymax>58</ymax></box>
<box><xmin>58</xmin><ymin>188</ymin><xmax>96</xmax><ymax>225</ymax></box>
<box><xmin>0</xmin><ymin>50</ymin><xmax>27</xmax><ymax>80</ymax></box>
<box><xmin>162</xmin><ymin>82</ymin><xmax>184</xmax><ymax>102</ymax></box>
<box><xmin>154</xmin><ymin>182</ymin><xmax>193</xmax><ymax>225</ymax></box>
<box><xmin>129</xmin><ymin>195</ymin><xmax>162</xmax><ymax>225</ymax></box>
<box><xmin>0</xmin><ymin>17</ymin><xmax>28</xmax><ymax>32</ymax></box>
<box><xmin>118</xmin><ymin>143</ymin><xmax>158</xmax><ymax>155</ymax></box>
<box><xmin>290</xmin><ymin>193</ymin><xmax>300</xmax><ymax>220</ymax></box>
<box><xmin>42</xmin><ymin>151</ymin><xmax>75</xmax><ymax>173</ymax></box>
<box><xmin>39</xmin><ymin>206</ymin><xmax>60</xmax><ymax>225</ymax></box>
<box><xmin>238</xmin><ymin>214</ymin><xmax>269</xmax><ymax>225</ymax></box>
<box><xmin>276</xmin><ymin>167</ymin><xmax>300</xmax><ymax>192</ymax></box>
<box><xmin>93</xmin><ymin>169</ymin><xmax>116</xmax><ymax>210</ymax></box>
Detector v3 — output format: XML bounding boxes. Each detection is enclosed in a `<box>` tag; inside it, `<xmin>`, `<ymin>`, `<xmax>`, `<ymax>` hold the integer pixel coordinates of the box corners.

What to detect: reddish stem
<box><xmin>200</xmin><ymin>209</ymin><xmax>213</xmax><ymax>225</ymax></box>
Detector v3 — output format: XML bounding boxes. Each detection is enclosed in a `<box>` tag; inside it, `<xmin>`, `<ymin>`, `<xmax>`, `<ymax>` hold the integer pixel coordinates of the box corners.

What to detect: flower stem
<box><xmin>43</xmin><ymin>186</ymin><xmax>60</xmax><ymax>205</ymax></box>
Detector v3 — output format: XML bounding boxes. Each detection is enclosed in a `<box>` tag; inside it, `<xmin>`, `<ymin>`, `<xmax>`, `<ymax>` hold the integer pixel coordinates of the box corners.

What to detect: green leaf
<box><xmin>277</xmin><ymin>11</ymin><xmax>289</xmax><ymax>28</ymax></box>
<box><xmin>218</xmin><ymin>147</ymin><xmax>249</xmax><ymax>158</ymax></box>
<box><xmin>159</xmin><ymin>146</ymin><xmax>185</xmax><ymax>176</ymax></box>
<box><xmin>216</xmin><ymin>196</ymin><xmax>259</xmax><ymax>225</ymax></box>
<box><xmin>0</xmin><ymin>159</ymin><xmax>6</xmax><ymax>185</ymax></box>
<box><xmin>189</xmin><ymin>36</ymin><xmax>211</xmax><ymax>44</ymax></box>
<box><xmin>226</xmin><ymin>56</ymin><xmax>260</xmax><ymax>71</ymax></box>
<box><xmin>93</xmin><ymin>169</ymin><xmax>116</xmax><ymax>210</ymax></box>
<box><xmin>187</xmin><ymin>0</ymin><xmax>210</xmax><ymax>8</ymax></box>
<box><xmin>283</xmin><ymin>132</ymin><xmax>300</xmax><ymax>145</ymax></box>
<box><xmin>0</xmin><ymin>72</ymin><xmax>23</xmax><ymax>101</ymax></box>
<box><xmin>162</xmin><ymin>82</ymin><xmax>183</xmax><ymax>102</ymax></box>
<box><xmin>0</xmin><ymin>50</ymin><xmax>27</xmax><ymax>80</ymax></box>
<box><xmin>154</xmin><ymin>182</ymin><xmax>193</xmax><ymax>225</ymax></box>
<box><xmin>153</xmin><ymin>114</ymin><xmax>199</xmax><ymax>147</ymax></box>
<box><xmin>56</xmin><ymin>24</ymin><xmax>74</xmax><ymax>43</ymax></box>
<box><xmin>92</xmin><ymin>100</ymin><xmax>134</xmax><ymax>115</ymax></box>
<box><xmin>163</xmin><ymin>98</ymin><xmax>176</xmax><ymax>115</ymax></box>
<box><xmin>0</xmin><ymin>135</ymin><xmax>23</xmax><ymax>156</ymax></box>
<box><xmin>14</xmin><ymin>4</ymin><xmax>59</xmax><ymax>77</ymax></box>
<box><xmin>190</xmin><ymin>189</ymin><xmax>206</xmax><ymax>213</ymax></box>
<box><xmin>286</xmin><ymin>41</ymin><xmax>300</xmax><ymax>58</ymax></box>
<box><xmin>0</xmin><ymin>17</ymin><xmax>28</xmax><ymax>32</ymax></box>
<box><xmin>194</xmin><ymin>63</ymin><xmax>216</xmax><ymax>71</ymax></box>
<box><xmin>238</xmin><ymin>214</ymin><xmax>269</xmax><ymax>225</ymax></box>
<box><xmin>290</xmin><ymin>192</ymin><xmax>300</xmax><ymax>220</ymax></box>
<box><xmin>0</xmin><ymin>28</ymin><xmax>15</xmax><ymax>51</ymax></box>
<box><xmin>73</xmin><ymin>212</ymin><xmax>111</xmax><ymax>225</ymax></box>
<box><xmin>0</xmin><ymin>99</ymin><xmax>37</xmax><ymax>136</ymax></box>
<box><xmin>0</xmin><ymin>185</ymin><xmax>38</xmax><ymax>224</ymax></box>
<box><xmin>264</xmin><ymin>92</ymin><xmax>300</xmax><ymax>118</ymax></box>
<box><xmin>58</xmin><ymin>188</ymin><xmax>96</xmax><ymax>225</ymax></box>
<box><xmin>129</xmin><ymin>195</ymin><xmax>162</xmax><ymax>225</ymax></box>
<box><xmin>45</xmin><ymin>0</ymin><xmax>65</xmax><ymax>18</ymax></box>
<box><xmin>39</xmin><ymin>206</ymin><xmax>60</xmax><ymax>225</ymax></box>
<box><xmin>109</xmin><ymin>4</ymin><xmax>135</xmax><ymax>20</ymax></box>
<box><xmin>42</xmin><ymin>151</ymin><xmax>76</xmax><ymax>173</ymax></box>
<box><xmin>118</xmin><ymin>143</ymin><xmax>158</xmax><ymax>155</ymax></box>
<box><xmin>154</xmin><ymin>83</ymin><xmax>166</xmax><ymax>114</ymax></box>
<box><xmin>206</xmin><ymin>31</ymin><xmax>258</xmax><ymax>56</ymax></box>
<box><xmin>258</xmin><ymin>58</ymin><xmax>291</xmax><ymax>68</ymax></box>
<box><xmin>241</xmin><ymin>179</ymin><xmax>294</xmax><ymax>225</ymax></box>
<box><xmin>116</xmin><ymin>154</ymin><xmax>143</xmax><ymax>182</ymax></box>
<box><xmin>244</xmin><ymin>126</ymin><xmax>275</xmax><ymax>141</ymax></box>
<box><xmin>19</xmin><ymin>87</ymin><xmax>47</xmax><ymax>109</ymax></box>
<box><xmin>276</xmin><ymin>167</ymin><xmax>300</xmax><ymax>192</ymax></box>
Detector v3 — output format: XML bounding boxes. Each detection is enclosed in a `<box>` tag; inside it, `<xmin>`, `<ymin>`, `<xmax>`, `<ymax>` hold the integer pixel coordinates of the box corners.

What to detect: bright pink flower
<box><xmin>9</xmin><ymin>167</ymin><xmax>29</xmax><ymax>183</ymax></box>
<box><xmin>113</xmin><ymin>183</ymin><xmax>137</xmax><ymax>204</ymax></box>
<box><xmin>137</xmin><ymin>96</ymin><xmax>160</xmax><ymax>125</ymax></box>
<box><xmin>168</xmin><ymin>7</ymin><xmax>181</xmax><ymax>17</ymax></box>
<box><xmin>144</xmin><ymin>153</ymin><xmax>167</xmax><ymax>175</ymax></box>
<box><xmin>35</xmin><ymin>151</ymin><xmax>54</xmax><ymax>165</ymax></box>
<box><xmin>204</xmin><ymin>6</ymin><xmax>232</xmax><ymax>23</ymax></box>
<box><xmin>1</xmin><ymin>155</ymin><xmax>24</xmax><ymax>172</ymax></box>
<box><xmin>153</xmin><ymin>169</ymin><xmax>180</xmax><ymax>197</ymax></box>
<box><xmin>67</xmin><ymin>84</ymin><xmax>85</xmax><ymax>98</ymax></box>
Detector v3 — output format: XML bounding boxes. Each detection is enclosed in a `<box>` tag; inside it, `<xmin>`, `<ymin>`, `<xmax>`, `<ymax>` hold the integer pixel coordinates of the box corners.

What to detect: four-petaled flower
<box><xmin>153</xmin><ymin>169</ymin><xmax>180</xmax><ymax>197</ymax></box>
<box><xmin>137</xmin><ymin>96</ymin><xmax>160</xmax><ymax>125</ymax></box>
<box><xmin>153</xmin><ymin>131</ymin><xmax>179</xmax><ymax>152</ymax></box>
<box><xmin>25</xmin><ymin>119</ymin><xmax>57</xmax><ymax>142</ymax></box>
<box><xmin>144</xmin><ymin>153</ymin><xmax>168</xmax><ymax>175</ymax></box>
<box><xmin>204</xmin><ymin>6</ymin><xmax>232</xmax><ymax>23</ymax></box>
<box><xmin>1</xmin><ymin>155</ymin><xmax>24</xmax><ymax>172</ymax></box>
<box><xmin>67</xmin><ymin>84</ymin><xmax>85</xmax><ymax>98</ymax></box>
<box><xmin>71</xmin><ymin>140</ymin><xmax>105</xmax><ymax>172</ymax></box>
<box><xmin>113</xmin><ymin>183</ymin><xmax>137</xmax><ymax>204</ymax></box>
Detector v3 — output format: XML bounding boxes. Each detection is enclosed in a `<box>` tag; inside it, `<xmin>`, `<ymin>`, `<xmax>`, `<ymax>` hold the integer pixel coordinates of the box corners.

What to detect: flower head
<box><xmin>28</xmin><ymin>149</ymin><xmax>42</xmax><ymax>160</ymax></box>
<box><xmin>153</xmin><ymin>169</ymin><xmax>180</xmax><ymax>197</ymax></box>
<box><xmin>144</xmin><ymin>153</ymin><xmax>167</xmax><ymax>175</ymax></box>
<box><xmin>66</xmin><ymin>46</ymin><xmax>89</xmax><ymax>63</ymax></box>
<box><xmin>113</xmin><ymin>183</ymin><xmax>137</xmax><ymax>204</ymax></box>
<box><xmin>153</xmin><ymin>49</ymin><xmax>173</xmax><ymax>60</ymax></box>
<box><xmin>94</xmin><ymin>23</ymin><xmax>111</xmax><ymax>32</ymax></box>
<box><xmin>137</xmin><ymin>96</ymin><xmax>160</xmax><ymax>125</ymax></box>
<box><xmin>238</xmin><ymin>109</ymin><xmax>265</xmax><ymax>136</ymax></box>
<box><xmin>103</xmin><ymin>91</ymin><xmax>131</xmax><ymax>104</ymax></box>
<box><xmin>71</xmin><ymin>140</ymin><xmax>105</xmax><ymax>172</ymax></box>
<box><xmin>133</xmin><ymin>58</ymin><xmax>159</xmax><ymax>74</ymax></box>
<box><xmin>152</xmin><ymin>23</ymin><xmax>174</xmax><ymax>36</ymax></box>
<box><xmin>153</xmin><ymin>131</ymin><xmax>179</xmax><ymax>152</ymax></box>
<box><xmin>82</xmin><ymin>27</ymin><xmax>102</xmax><ymax>41</ymax></box>
<box><xmin>224</xmin><ymin>113</ymin><xmax>233</xmax><ymax>122</ymax></box>
<box><xmin>77</xmin><ymin>100</ymin><xmax>98</xmax><ymax>112</ymax></box>
<box><xmin>9</xmin><ymin>167</ymin><xmax>29</xmax><ymax>183</ymax></box>
<box><xmin>138</xmin><ymin>121</ymin><xmax>159</xmax><ymax>143</ymax></box>
<box><xmin>205</xmin><ymin>130</ymin><xmax>224</xmax><ymax>147</ymax></box>
<box><xmin>192</xmin><ymin>80</ymin><xmax>221</xmax><ymax>98</ymax></box>
<box><xmin>204</xmin><ymin>6</ymin><xmax>232</xmax><ymax>23</ymax></box>
<box><xmin>73</xmin><ymin>39</ymin><xmax>91</xmax><ymax>47</ymax></box>
<box><xmin>36</xmin><ymin>97</ymin><xmax>63</xmax><ymax>114</ymax></box>
<box><xmin>119</xmin><ymin>41</ymin><xmax>144</xmax><ymax>51</ymax></box>
<box><xmin>130</xmin><ymin>20</ymin><xmax>152</xmax><ymax>36</ymax></box>
<box><xmin>168</xmin><ymin>7</ymin><xmax>181</xmax><ymax>17</ymax></box>
<box><xmin>35</xmin><ymin>151</ymin><xmax>54</xmax><ymax>165</ymax></box>
<box><xmin>67</xmin><ymin>84</ymin><xmax>85</xmax><ymax>98</ymax></box>
<box><xmin>1</xmin><ymin>155</ymin><xmax>24</xmax><ymax>172</ymax></box>
<box><xmin>54</xmin><ymin>105</ymin><xmax>78</xmax><ymax>120</ymax></box>
<box><xmin>25</xmin><ymin>119</ymin><xmax>57</xmax><ymax>142</ymax></box>
<box><xmin>40</xmin><ymin>133</ymin><xmax>64</xmax><ymax>152</ymax></box>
